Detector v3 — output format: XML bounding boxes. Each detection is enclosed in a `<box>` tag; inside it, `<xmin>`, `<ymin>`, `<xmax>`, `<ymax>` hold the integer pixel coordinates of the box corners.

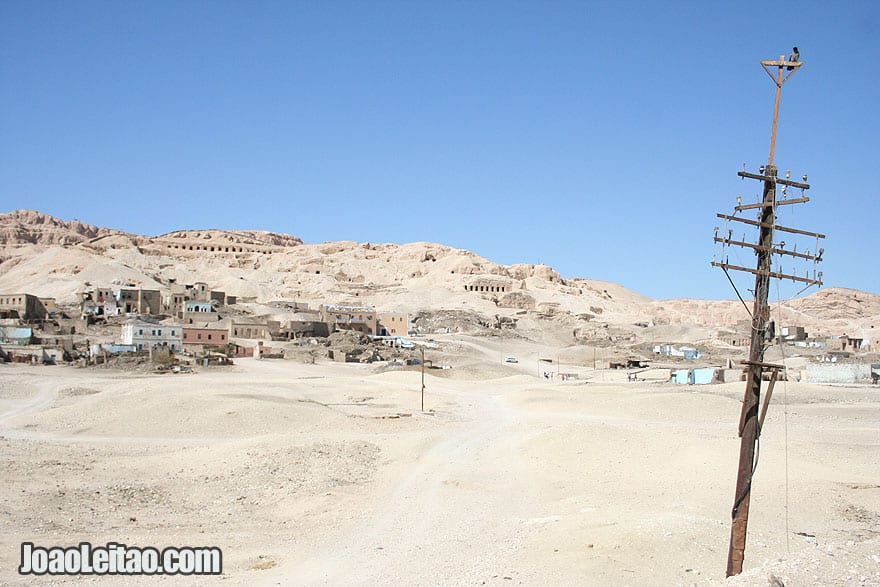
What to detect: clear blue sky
<box><xmin>1</xmin><ymin>1</ymin><xmax>877</xmax><ymax>300</ymax></box>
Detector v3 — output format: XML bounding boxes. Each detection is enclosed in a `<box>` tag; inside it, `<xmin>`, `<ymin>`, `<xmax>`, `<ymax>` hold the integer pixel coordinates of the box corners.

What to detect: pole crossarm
<box><xmin>761</xmin><ymin>58</ymin><xmax>801</xmax><ymax>86</ymax></box>
<box><xmin>717</xmin><ymin>214</ymin><xmax>826</xmax><ymax>239</ymax></box>
<box><xmin>713</xmin><ymin>237</ymin><xmax>822</xmax><ymax>261</ymax></box>
<box><xmin>737</xmin><ymin>171</ymin><xmax>810</xmax><ymax>189</ymax></box>
<box><xmin>711</xmin><ymin>261</ymin><xmax>822</xmax><ymax>286</ymax></box>
<box><xmin>735</xmin><ymin>197</ymin><xmax>809</xmax><ymax>212</ymax></box>
<box><xmin>740</xmin><ymin>360</ymin><xmax>785</xmax><ymax>370</ymax></box>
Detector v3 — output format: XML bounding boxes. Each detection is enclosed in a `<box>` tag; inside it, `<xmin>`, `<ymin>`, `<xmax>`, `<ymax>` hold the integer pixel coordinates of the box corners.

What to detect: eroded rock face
<box><xmin>149</xmin><ymin>229</ymin><xmax>303</xmax><ymax>255</ymax></box>
<box><xmin>498</xmin><ymin>291</ymin><xmax>536</xmax><ymax>310</ymax></box>
<box><xmin>0</xmin><ymin>210</ymin><xmax>121</xmax><ymax>245</ymax></box>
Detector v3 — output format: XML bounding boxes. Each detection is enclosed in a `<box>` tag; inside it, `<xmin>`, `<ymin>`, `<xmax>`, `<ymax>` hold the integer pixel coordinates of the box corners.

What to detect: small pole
<box><xmin>420</xmin><ymin>346</ymin><xmax>425</xmax><ymax>412</ymax></box>
<box><xmin>767</xmin><ymin>55</ymin><xmax>784</xmax><ymax>166</ymax></box>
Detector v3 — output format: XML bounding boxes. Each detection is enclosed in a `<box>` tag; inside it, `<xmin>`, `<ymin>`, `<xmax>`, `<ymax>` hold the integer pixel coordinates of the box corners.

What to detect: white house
<box><xmin>121</xmin><ymin>321</ymin><xmax>183</xmax><ymax>352</ymax></box>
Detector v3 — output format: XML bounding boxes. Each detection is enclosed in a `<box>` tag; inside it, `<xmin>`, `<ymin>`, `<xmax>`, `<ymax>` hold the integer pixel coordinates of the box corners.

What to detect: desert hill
<box><xmin>0</xmin><ymin>210</ymin><xmax>877</xmax><ymax>346</ymax></box>
<box><xmin>0</xmin><ymin>209</ymin><xmax>123</xmax><ymax>246</ymax></box>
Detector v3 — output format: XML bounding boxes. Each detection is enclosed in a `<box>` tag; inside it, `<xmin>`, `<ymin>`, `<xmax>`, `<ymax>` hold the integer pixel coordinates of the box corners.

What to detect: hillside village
<box><xmin>0</xmin><ymin>285</ymin><xmax>413</xmax><ymax>366</ymax></box>
<box><xmin>1</xmin><ymin>210</ymin><xmax>878</xmax><ymax>384</ymax></box>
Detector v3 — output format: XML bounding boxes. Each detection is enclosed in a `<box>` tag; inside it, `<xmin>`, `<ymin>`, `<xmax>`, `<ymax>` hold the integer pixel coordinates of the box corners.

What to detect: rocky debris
<box><xmin>322</xmin><ymin>329</ymin><xmax>384</xmax><ymax>362</ymax></box>
<box><xmin>497</xmin><ymin>291</ymin><xmax>535</xmax><ymax>310</ymax></box>
<box><xmin>484</xmin><ymin>315</ymin><xmax>518</xmax><ymax>330</ymax></box>
<box><xmin>324</xmin><ymin>330</ymin><xmax>372</xmax><ymax>352</ymax></box>
<box><xmin>412</xmin><ymin>310</ymin><xmax>495</xmax><ymax>335</ymax></box>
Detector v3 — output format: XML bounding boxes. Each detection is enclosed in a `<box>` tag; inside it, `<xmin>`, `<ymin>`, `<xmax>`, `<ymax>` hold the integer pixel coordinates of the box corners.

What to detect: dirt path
<box><xmin>0</xmin><ymin>379</ymin><xmax>56</xmax><ymax>429</ymax></box>
<box><xmin>259</xmin><ymin>385</ymin><xmax>541</xmax><ymax>586</ymax></box>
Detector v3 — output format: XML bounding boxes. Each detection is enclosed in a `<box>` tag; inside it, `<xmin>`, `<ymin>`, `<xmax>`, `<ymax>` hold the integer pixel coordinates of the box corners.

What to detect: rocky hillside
<box><xmin>0</xmin><ymin>210</ymin><xmax>877</xmax><ymax>344</ymax></box>
<box><xmin>0</xmin><ymin>209</ymin><xmax>123</xmax><ymax>245</ymax></box>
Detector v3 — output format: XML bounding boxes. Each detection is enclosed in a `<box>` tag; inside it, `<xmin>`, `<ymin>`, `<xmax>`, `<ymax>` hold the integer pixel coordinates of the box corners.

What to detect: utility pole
<box><xmin>711</xmin><ymin>50</ymin><xmax>825</xmax><ymax>577</ymax></box>
<box><xmin>420</xmin><ymin>346</ymin><xmax>425</xmax><ymax>412</ymax></box>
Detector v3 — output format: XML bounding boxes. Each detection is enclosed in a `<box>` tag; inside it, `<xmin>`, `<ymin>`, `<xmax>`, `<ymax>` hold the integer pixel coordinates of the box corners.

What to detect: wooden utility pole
<box><xmin>420</xmin><ymin>346</ymin><xmax>425</xmax><ymax>412</ymax></box>
<box><xmin>711</xmin><ymin>51</ymin><xmax>825</xmax><ymax>577</ymax></box>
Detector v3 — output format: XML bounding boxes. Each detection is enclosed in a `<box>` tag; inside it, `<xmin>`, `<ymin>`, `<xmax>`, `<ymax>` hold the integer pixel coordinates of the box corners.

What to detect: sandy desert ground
<box><xmin>1</xmin><ymin>335</ymin><xmax>878</xmax><ymax>587</ymax></box>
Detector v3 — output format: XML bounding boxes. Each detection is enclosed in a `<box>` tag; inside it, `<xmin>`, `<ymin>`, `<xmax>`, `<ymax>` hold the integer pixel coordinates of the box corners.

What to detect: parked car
<box><xmin>504</xmin><ymin>356</ymin><xmax>518</xmax><ymax>363</ymax></box>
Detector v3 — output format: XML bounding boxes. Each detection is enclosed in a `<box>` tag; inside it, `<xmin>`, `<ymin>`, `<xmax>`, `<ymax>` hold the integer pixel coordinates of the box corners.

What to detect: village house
<box><xmin>231</xmin><ymin>320</ymin><xmax>280</xmax><ymax>340</ymax></box>
<box><xmin>0</xmin><ymin>293</ymin><xmax>47</xmax><ymax>321</ymax></box>
<box><xmin>163</xmin><ymin>286</ymin><xmax>188</xmax><ymax>315</ymax></box>
<box><xmin>321</xmin><ymin>304</ymin><xmax>378</xmax><ymax>335</ymax></box>
<box><xmin>779</xmin><ymin>325</ymin><xmax>807</xmax><ymax>342</ymax></box>
<box><xmin>190</xmin><ymin>282</ymin><xmax>209</xmax><ymax>301</ymax></box>
<box><xmin>841</xmin><ymin>334</ymin><xmax>864</xmax><ymax>351</ymax></box>
<box><xmin>120</xmin><ymin>321</ymin><xmax>182</xmax><ymax>352</ymax></box>
<box><xmin>182</xmin><ymin>326</ymin><xmax>229</xmax><ymax>352</ymax></box>
<box><xmin>378</xmin><ymin>312</ymin><xmax>409</xmax><ymax>336</ymax></box>
<box><xmin>180</xmin><ymin>300</ymin><xmax>222</xmax><ymax>324</ymax></box>
<box><xmin>209</xmin><ymin>290</ymin><xmax>235</xmax><ymax>306</ymax></box>
<box><xmin>184</xmin><ymin>300</ymin><xmax>213</xmax><ymax>314</ymax></box>
<box><xmin>82</xmin><ymin>287</ymin><xmax>162</xmax><ymax>315</ymax></box>
<box><xmin>651</xmin><ymin>344</ymin><xmax>702</xmax><ymax>359</ymax></box>
<box><xmin>115</xmin><ymin>288</ymin><xmax>162</xmax><ymax>315</ymax></box>
<box><xmin>280</xmin><ymin>311</ymin><xmax>330</xmax><ymax>339</ymax></box>
<box><xmin>163</xmin><ymin>283</ymin><xmax>235</xmax><ymax>318</ymax></box>
<box><xmin>90</xmin><ymin>288</ymin><xmax>115</xmax><ymax>303</ymax></box>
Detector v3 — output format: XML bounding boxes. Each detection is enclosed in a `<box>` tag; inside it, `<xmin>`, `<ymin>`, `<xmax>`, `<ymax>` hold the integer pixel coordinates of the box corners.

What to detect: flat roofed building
<box><xmin>182</xmin><ymin>326</ymin><xmax>228</xmax><ymax>350</ymax></box>
<box><xmin>321</xmin><ymin>304</ymin><xmax>377</xmax><ymax>335</ymax></box>
<box><xmin>378</xmin><ymin>312</ymin><xmax>408</xmax><ymax>336</ymax></box>
<box><xmin>231</xmin><ymin>321</ymin><xmax>280</xmax><ymax>340</ymax></box>
<box><xmin>0</xmin><ymin>293</ymin><xmax>47</xmax><ymax>320</ymax></box>
<box><xmin>121</xmin><ymin>321</ymin><xmax>182</xmax><ymax>352</ymax></box>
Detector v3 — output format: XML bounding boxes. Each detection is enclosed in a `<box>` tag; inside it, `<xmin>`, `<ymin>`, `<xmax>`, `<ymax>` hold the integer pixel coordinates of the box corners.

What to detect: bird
<box><xmin>787</xmin><ymin>46</ymin><xmax>800</xmax><ymax>70</ymax></box>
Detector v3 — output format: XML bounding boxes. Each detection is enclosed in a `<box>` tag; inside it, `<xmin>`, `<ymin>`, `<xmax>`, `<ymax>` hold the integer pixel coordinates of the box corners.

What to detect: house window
<box><xmin>157</xmin><ymin>330</ymin><xmax>162</xmax><ymax>336</ymax></box>
<box><xmin>208</xmin><ymin>334</ymin><xmax>212</xmax><ymax>340</ymax></box>
<box><xmin>138</xmin><ymin>329</ymin><xmax>143</xmax><ymax>335</ymax></box>
<box><xmin>221</xmin><ymin>334</ymin><xmax>226</xmax><ymax>340</ymax></box>
<box><xmin>197</xmin><ymin>333</ymin><xmax>202</xmax><ymax>340</ymax></box>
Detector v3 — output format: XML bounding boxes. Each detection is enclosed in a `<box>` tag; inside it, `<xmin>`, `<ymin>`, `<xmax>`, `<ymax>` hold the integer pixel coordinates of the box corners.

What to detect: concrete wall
<box><xmin>691</xmin><ymin>368</ymin><xmax>716</xmax><ymax>385</ymax></box>
<box><xmin>720</xmin><ymin>368</ymin><xmax>745</xmax><ymax>383</ymax></box>
<box><xmin>671</xmin><ymin>369</ymin><xmax>689</xmax><ymax>384</ymax></box>
<box><xmin>0</xmin><ymin>326</ymin><xmax>34</xmax><ymax>344</ymax></box>
<box><xmin>805</xmin><ymin>364</ymin><xmax>871</xmax><ymax>384</ymax></box>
